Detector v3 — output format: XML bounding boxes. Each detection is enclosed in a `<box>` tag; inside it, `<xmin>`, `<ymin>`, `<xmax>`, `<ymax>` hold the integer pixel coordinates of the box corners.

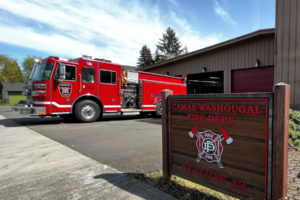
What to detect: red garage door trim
<box><xmin>231</xmin><ymin>66</ymin><xmax>274</xmax><ymax>93</ymax></box>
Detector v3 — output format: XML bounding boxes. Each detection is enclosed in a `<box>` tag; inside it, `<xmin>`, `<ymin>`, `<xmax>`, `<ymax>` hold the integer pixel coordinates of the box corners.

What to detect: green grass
<box><xmin>0</xmin><ymin>92</ymin><xmax>26</xmax><ymax>106</ymax></box>
<box><xmin>8</xmin><ymin>94</ymin><xmax>26</xmax><ymax>106</ymax></box>
<box><xmin>289</xmin><ymin>109</ymin><xmax>300</xmax><ymax>150</ymax></box>
<box><xmin>0</xmin><ymin>101</ymin><xmax>9</xmax><ymax>106</ymax></box>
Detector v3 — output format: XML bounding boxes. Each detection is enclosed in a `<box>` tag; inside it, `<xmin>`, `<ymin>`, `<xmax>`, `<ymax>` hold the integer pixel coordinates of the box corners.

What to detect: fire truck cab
<box><xmin>13</xmin><ymin>56</ymin><xmax>186</xmax><ymax>122</ymax></box>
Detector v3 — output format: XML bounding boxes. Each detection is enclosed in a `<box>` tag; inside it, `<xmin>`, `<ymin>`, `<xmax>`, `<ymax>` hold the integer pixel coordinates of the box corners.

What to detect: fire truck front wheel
<box><xmin>75</xmin><ymin>100</ymin><xmax>100</xmax><ymax>122</ymax></box>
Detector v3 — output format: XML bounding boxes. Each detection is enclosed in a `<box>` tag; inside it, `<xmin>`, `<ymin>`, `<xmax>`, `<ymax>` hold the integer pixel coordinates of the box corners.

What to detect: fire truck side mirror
<box><xmin>58</xmin><ymin>64</ymin><xmax>66</xmax><ymax>81</ymax></box>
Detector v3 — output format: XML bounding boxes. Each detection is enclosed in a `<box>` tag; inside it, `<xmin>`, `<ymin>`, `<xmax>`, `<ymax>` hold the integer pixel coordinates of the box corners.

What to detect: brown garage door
<box><xmin>231</xmin><ymin>66</ymin><xmax>274</xmax><ymax>93</ymax></box>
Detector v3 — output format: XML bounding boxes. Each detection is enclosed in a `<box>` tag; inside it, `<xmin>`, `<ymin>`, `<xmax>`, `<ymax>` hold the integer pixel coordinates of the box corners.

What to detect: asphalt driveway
<box><xmin>0</xmin><ymin>106</ymin><xmax>162</xmax><ymax>174</ymax></box>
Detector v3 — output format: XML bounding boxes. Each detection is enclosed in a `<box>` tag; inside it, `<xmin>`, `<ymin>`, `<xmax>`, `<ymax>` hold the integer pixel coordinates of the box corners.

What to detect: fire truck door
<box><xmin>99</xmin><ymin>69</ymin><xmax>121</xmax><ymax>112</ymax></box>
<box><xmin>79</xmin><ymin>66</ymin><xmax>97</xmax><ymax>97</ymax></box>
<box><xmin>52</xmin><ymin>64</ymin><xmax>78</xmax><ymax>113</ymax></box>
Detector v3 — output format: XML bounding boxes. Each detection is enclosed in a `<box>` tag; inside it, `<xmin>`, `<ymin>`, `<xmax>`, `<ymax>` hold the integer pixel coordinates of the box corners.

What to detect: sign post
<box><xmin>272</xmin><ymin>83</ymin><xmax>290</xmax><ymax>199</ymax></box>
<box><xmin>162</xmin><ymin>84</ymin><xmax>290</xmax><ymax>200</ymax></box>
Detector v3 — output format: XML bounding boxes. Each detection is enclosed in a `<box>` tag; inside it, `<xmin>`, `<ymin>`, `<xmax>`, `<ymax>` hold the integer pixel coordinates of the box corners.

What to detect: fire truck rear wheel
<box><xmin>156</xmin><ymin>101</ymin><xmax>162</xmax><ymax>117</ymax></box>
<box><xmin>75</xmin><ymin>100</ymin><xmax>100</xmax><ymax>122</ymax></box>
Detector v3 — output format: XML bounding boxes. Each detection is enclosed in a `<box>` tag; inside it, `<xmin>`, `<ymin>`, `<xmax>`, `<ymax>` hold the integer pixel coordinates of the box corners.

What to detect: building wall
<box><xmin>275</xmin><ymin>0</ymin><xmax>300</xmax><ymax>108</ymax></box>
<box><xmin>144</xmin><ymin>34</ymin><xmax>275</xmax><ymax>93</ymax></box>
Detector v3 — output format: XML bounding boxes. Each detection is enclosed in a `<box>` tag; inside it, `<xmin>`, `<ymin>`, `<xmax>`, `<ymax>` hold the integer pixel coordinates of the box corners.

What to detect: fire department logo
<box><xmin>59</xmin><ymin>83</ymin><xmax>72</xmax><ymax>97</ymax></box>
<box><xmin>188</xmin><ymin>126</ymin><xmax>233</xmax><ymax>168</ymax></box>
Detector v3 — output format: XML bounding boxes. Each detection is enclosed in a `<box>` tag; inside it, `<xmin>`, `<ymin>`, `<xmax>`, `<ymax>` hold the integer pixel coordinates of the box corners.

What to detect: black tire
<box><xmin>74</xmin><ymin>100</ymin><xmax>100</xmax><ymax>122</ymax></box>
<box><xmin>156</xmin><ymin>101</ymin><xmax>162</xmax><ymax>117</ymax></box>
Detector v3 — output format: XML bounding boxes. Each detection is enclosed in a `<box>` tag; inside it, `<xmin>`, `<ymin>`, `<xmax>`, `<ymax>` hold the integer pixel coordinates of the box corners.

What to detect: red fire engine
<box><xmin>13</xmin><ymin>55</ymin><xmax>186</xmax><ymax>122</ymax></box>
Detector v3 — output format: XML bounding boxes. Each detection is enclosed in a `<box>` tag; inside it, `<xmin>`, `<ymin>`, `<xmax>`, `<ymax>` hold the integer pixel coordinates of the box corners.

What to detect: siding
<box><xmin>144</xmin><ymin>33</ymin><xmax>275</xmax><ymax>93</ymax></box>
<box><xmin>275</xmin><ymin>0</ymin><xmax>300</xmax><ymax>108</ymax></box>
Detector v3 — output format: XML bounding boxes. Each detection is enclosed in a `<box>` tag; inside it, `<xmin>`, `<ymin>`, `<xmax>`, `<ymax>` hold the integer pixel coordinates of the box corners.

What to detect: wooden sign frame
<box><xmin>162</xmin><ymin>84</ymin><xmax>290</xmax><ymax>200</ymax></box>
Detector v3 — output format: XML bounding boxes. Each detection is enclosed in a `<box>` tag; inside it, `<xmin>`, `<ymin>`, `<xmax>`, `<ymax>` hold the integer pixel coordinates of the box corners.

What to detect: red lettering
<box><xmin>205</xmin><ymin>169</ymin><xmax>209</xmax><ymax>179</ymax></box>
<box><xmin>181</xmin><ymin>104</ymin><xmax>187</xmax><ymax>111</ymax></box>
<box><xmin>193</xmin><ymin>167</ymin><xmax>199</xmax><ymax>176</ymax></box>
<box><xmin>246</xmin><ymin>105</ymin><xmax>255</xmax><ymax>114</ymax></box>
<box><xmin>181</xmin><ymin>163</ymin><xmax>229</xmax><ymax>187</ymax></box>
<box><xmin>255</xmin><ymin>105</ymin><xmax>263</xmax><ymax>114</ymax></box>
<box><xmin>181</xmin><ymin>163</ymin><xmax>187</xmax><ymax>171</ymax></box>
<box><xmin>199</xmin><ymin>167</ymin><xmax>205</xmax><ymax>177</ymax></box>
<box><xmin>239</xmin><ymin>180</ymin><xmax>247</xmax><ymax>191</ymax></box>
<box><xmin>218</xmin><ymin>174</ymin><xmax>226</xmax><ymax>185</ymax></box>
<box><xmin>208</xmin><ymin>115</ymin><xmax>215</xmax><ymax>123</ymax></box>
<box><xmin>228</xmin><ymin>116</ymin><xmax>233</xmax><ymax>124</ymax></box>
<box><xmin>187</xmin><ymin>114</ymin><xmax>206</xmax><ymax>122</ymax></box>
<box><xmin>200</xmin><ymin>114</ymin><xmax>205</xmax><ymax>121</ymax></box>
<box><xmin>231</xmin><ymin>105</ymin><xmax>238</xmax><ymax>113</ymax></box>
<box><xmin>192</xmin><ymin>104</ymin><xmax>197</xmax><ymax>111</ymax></box>
<box><xmin>239</xmin><ymin>105</ymin><xmax>246</xmax><ymax>113</ymax></box>
<box><xmin>224</xmin><ymin>105</ymin><xmax>231</xmax><ymax>112</ymax></box>
<box><xmin>172</xmin><ymin>104</ymin><xmax>178</xmax><ymax>111</ymax></box>
<box><xmin>209</xmin><ymin>171</ymin><xmax>217</xmax><ymax>182</ymax></box>
<box><xmin>208</xmin><ymin>115</ymin><xmax>234</xmax><ymax>125</ymax></box>
<box><xmin>205</xmin><ymin>104</ymin><xmax>211</xmax><ymax>112</ymax></box>
<box><xmin>211</xmin><ymin>104</ymin><xmax>216</xmax><ymax>112</ymax></box>
<box><xmin>217</xmin><ymin>104</ymin><xmax>224</xmax><ymax>112</ymax></box>
<box><xmin>188</xmin><ymin>165</ymin><xmax>193</xmax><ymax>173</ymax></box>
<box><xmin>231</xmin><ymin>178</ymin><xmax>238</xmax><ymax>188</ymax></box>
<box><xmin>198</xmin><ymin>104</ymin><xmax>206</xmax><ymax>112</ymax></box>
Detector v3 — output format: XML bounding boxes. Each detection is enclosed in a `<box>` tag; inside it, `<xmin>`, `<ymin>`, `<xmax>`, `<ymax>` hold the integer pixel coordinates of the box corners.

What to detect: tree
<box><xmin>0</xmin><ymin>55</ymin><xmax>10</xmax><ymax>73</ymax></box>
<box><xmin>0</xmin><ymin>54</ymin><xmax>24</xmax><ymax>82</ymax></box>
<box><xmin>22</xmin><ymin>56</ymin><xmax>36</xmax><ymax>80</ymax></box>
<box><xmin>155</xmin><ymin>27</ymin><xmax>184</xmax><ymax>61</ymax></box>
<box><xmin>183</xmin><ymin>45</ymin><xmax>188</xmax><ymax>54</ymax></box>
<box><xmin>137</xmin><ymin>45</ymin><xmax>154</xmax><ymax>68</ymax></box>
<box><xmin>153</xmin><ymin>49</ymin><xmax>162</xmax><ymax>63</ymax></box>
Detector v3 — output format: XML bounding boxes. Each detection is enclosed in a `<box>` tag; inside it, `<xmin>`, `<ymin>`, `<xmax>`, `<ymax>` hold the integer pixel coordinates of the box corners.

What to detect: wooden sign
<box><xmin>162</xmin><ymin>85</ymin><xmax>290</xmax><ymax>200</ymax></box>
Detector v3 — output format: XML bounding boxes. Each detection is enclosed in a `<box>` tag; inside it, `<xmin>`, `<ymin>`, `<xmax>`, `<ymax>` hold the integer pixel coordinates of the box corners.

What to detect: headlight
<box><xmin>34</xmin><ymin>83</ymin><xmax>47</xmax><ymax>90</ymax></box>
<box><xmin>32</xmin><ymin>91</ymin><xmax>47</xmax><ymax>97</ymax></box>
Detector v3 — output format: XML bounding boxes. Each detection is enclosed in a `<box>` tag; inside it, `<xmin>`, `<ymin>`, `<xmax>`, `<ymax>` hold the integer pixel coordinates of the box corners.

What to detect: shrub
<box><xmin>289</xmin><ymin>109</ymin><xmax>300</xmax><ymax>150</ymax></box>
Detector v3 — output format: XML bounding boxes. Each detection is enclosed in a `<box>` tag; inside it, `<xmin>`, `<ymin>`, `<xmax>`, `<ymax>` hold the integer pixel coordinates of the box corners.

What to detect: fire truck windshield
<box><xmin>30</xmin><ymin>63</ymin><xmax>54</xmax><ymax>81</ymax></box>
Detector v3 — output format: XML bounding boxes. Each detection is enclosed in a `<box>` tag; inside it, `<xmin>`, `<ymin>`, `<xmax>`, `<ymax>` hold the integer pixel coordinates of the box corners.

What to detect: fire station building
<box><xmin>141</xmin><ymin>0</ymin><xmax>300</xmax><ymax>109</ymax></box>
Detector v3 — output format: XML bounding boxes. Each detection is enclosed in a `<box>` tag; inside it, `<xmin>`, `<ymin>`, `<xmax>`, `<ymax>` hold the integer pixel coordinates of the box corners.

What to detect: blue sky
<box><xmin>0</xmin><ymin>0</ymin><xmax>275</xmax><ymax>67</ymax></box>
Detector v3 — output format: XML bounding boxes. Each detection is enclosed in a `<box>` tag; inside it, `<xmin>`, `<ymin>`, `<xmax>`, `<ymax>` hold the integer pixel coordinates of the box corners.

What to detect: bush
<box><xmin>289</xmin><ymin>109</ymin><xmax>300</xmax><ymax>150</ymax></box>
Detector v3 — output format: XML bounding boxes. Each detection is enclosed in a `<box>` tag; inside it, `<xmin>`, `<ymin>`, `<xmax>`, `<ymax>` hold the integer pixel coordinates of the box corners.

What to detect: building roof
<box><xmin>142</xmin><ymin>28</ymin><xmax>275</xmax><ymax>70</ymax></box>
<box><xmin>1</xmin><ymin>82</ymin><xmax>25</xmax><ymax>92</ymax></box>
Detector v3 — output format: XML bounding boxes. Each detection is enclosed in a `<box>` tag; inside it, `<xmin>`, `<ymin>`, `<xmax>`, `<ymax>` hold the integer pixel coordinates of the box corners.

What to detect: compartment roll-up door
<box><xmin>231</xmin><ymin>66</ymin><xmax>274</xmax><ymax>93</ymax></box>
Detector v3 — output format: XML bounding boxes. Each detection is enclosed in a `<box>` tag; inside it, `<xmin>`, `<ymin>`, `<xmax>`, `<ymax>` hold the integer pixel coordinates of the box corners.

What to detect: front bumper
<box><xmin>12</xmin><ymin>105</ymin><xmax>46</xmax><ymax>116</ymax></box>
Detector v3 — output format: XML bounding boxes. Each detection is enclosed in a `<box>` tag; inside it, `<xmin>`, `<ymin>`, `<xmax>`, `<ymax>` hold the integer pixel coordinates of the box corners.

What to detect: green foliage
<box><xmin>137</xmin><ymin>45</ymin><xmax>154</xmax><ymax>68</ymax></box>
<box><xmin>289</xmin><ymin>109</ymin><xmax>300</xmax><ymax>150</ymax></box>
<box><xmin>22</xmin><ymin>56</ymin><xmax>36</xmax><ymax>80</ymax></box>
<box><xmin>0</xmin><ymin>54</ymin><xmax>24</xmax><ymax>82</ymax></box>
<box><xmin>156</xmin><ymin>27</ymin><xmax>184</xmax><ymax>62</ymax></box>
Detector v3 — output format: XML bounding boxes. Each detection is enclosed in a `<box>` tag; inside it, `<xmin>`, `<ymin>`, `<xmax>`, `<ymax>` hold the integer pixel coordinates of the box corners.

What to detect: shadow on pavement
<box><xmin>0</xmin><ymin>114</ymin><xmax>162</xmax><ymax>127</ymax></box>
<box><xmin>0</xmin><ymin>117</ymin><xmax>63</xmax><ymax>127</ymax></box>
<box><xmin>93</xmin><ymin>173</ymin><xmax>172</xmax><ymax>200</ymax></box>
<box><xmin>94</xmin><ymin>173</ymin><xmax>218</xmax><ymax>200</ymax></box>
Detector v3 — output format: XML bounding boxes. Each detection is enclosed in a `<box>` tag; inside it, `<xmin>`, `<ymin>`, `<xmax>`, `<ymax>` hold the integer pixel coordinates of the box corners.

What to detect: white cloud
<box><xmin>213</xmin><ymin>0</ymin><xmax>237</xmax><ymax>27</ymax></box>
<box><xmin>0</xmin><ymin>0</ymin><xmax>221</xmax><ymax>65</ymax></box>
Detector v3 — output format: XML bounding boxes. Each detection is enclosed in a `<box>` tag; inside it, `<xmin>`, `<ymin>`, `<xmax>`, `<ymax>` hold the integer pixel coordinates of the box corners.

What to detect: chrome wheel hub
<box><xmin>81</xmin><ymin>105</ymin><xmax>96</xmax><ymax>120</ymax></box>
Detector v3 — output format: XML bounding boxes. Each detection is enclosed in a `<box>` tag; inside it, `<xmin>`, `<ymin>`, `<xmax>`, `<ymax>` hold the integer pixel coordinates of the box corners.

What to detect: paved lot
<box><xmin>0</xmin><ymin>113</ymin><xmax>175</xmax><ymax>200</ymax></box>
<box><xmin>0</xmin><ymin>107</ymin><xmax>162</xmax><ymax>174</ymax></box>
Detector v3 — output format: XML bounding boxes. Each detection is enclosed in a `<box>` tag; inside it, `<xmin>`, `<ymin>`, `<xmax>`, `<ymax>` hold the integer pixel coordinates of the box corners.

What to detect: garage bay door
<box><xmin>231</xmin><ymin>66</ymin><xmax>274</xmax><ymax>93</ymax></box>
